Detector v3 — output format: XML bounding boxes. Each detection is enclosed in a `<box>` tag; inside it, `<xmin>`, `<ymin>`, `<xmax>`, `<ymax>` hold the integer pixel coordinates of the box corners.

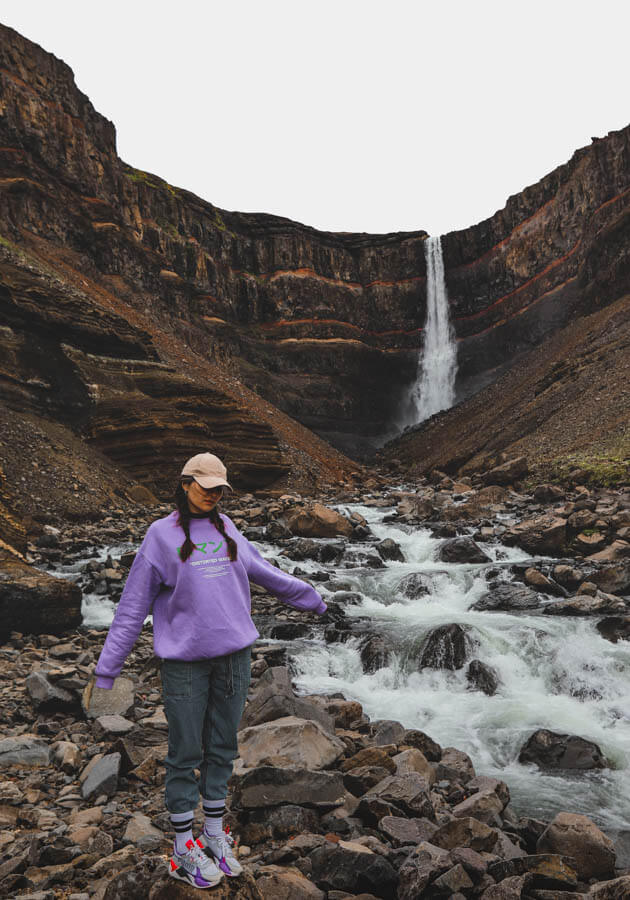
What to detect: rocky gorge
<box><xmin>1</xmin><ymin>463</ymin><xmax>630</xmax><ymax>898</ymax></box>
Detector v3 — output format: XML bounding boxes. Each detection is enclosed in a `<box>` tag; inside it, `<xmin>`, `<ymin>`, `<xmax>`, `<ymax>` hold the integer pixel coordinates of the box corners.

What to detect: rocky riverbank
<box><xmin>1</xmin><ymin>463</ymin><xmax>629</xmax><ymax>898</ymax></box>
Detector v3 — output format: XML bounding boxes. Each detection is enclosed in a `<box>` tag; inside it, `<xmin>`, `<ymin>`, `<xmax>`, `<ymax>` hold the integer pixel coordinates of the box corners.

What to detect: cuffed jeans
<box><xmin>160</xmin><ymin>646</ymin><xmax>252</xmax><ymax>813</ymax></box>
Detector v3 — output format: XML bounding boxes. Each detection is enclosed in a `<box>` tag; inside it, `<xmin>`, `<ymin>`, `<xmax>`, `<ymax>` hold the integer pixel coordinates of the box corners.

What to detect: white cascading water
<box><xmin>409</xmin><ymin>235</ymin><xmax>458</xmax><ymax>423</ymax></box>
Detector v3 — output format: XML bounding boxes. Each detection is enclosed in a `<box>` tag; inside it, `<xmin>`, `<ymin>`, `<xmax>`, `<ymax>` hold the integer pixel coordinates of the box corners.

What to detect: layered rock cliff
<box><xmin>0</xmin><ymin>23</ymin><xmax>628</xmax><ymax>487</ymax></box>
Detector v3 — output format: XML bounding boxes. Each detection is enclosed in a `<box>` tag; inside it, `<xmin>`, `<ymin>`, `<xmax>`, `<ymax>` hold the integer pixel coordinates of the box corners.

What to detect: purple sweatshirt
<box><xmin>94</xmin><ymin>511</ymin><xmax>326</xmax><ymax>689</ymax></box>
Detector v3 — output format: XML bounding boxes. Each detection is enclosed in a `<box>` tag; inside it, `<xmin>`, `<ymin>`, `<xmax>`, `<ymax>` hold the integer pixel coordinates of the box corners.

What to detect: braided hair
<box><xmin>175</xmin><ymin>478</ymin><xmax>238</xmax><ymax>563</ymax></box>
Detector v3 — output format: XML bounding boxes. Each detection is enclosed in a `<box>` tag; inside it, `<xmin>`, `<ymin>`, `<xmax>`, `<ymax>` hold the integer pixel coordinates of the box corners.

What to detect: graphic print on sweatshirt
<box><xmin>176</xmin><ymin>538</ymin><xmax>232</xmax><ymax>580</ymax></box>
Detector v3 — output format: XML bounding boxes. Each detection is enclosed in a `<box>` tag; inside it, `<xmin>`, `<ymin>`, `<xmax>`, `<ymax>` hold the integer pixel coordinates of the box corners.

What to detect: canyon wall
<box><xmin>0</xmin><ymin>24</ymin><xmax>628</xmax><ymax>470</ymax></box>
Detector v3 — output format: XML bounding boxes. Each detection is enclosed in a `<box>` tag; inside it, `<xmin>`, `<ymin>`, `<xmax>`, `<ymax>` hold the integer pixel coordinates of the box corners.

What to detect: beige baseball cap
<box><xmin>181</xmin><ymin>453</ymin><xmax>232</xmax><ymax>490</ymax></box>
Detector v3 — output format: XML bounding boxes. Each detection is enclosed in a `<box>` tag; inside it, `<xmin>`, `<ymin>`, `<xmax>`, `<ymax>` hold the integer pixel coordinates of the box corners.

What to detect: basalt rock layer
<box><xmin>0</xmin><ymin>23</ymin><xmax>629</xmax><ymax>474</ymax></box>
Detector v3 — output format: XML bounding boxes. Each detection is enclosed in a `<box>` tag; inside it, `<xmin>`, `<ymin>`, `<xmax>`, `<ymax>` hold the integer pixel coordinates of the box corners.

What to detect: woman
<box><xmin>94</xmin><ymin>452</ymin><xmax>327</xmax><ymax>889</ymax></box>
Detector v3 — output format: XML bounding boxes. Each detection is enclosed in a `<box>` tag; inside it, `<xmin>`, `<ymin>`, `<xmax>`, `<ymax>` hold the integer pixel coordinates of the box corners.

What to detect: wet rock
<box><xmin>0</xmin><ymin>734</ymin><xmax>50</xmax><ymax>768</ymax></box>
<box><xmin>472</xmin><ymin>583</ymin><xmax>540</xmax><ymax>612</ymax></box>
<box><xmin>376</xmin><ymin>539</ymin><xmax>404</xmax><ymax>562</ymax></box>
<box><xmin>543</xmin><ymin>593</ymin><xmax>626</xmax><ymax>616</ymax></box>
<box><xmin>268</xmin><ymin>622</ymin><xmax>311</xmax><ymax>640</ymax></box>
<box><xmin>467</xmin><ymin>659</ymin><xmax>500</xmax><ymax>695</ymax></box>
<box><xmin>359</xmin><ymin>635</ymin><xmax>393</xmax><ymax>673</ymax></box>
<box><xmin>438</xmin><ymin>537</ymin><xmax>492</xmax><ymax>564</ymax></box>
<box><xmin>231</xmin><ymin>766</ymin><xmax>345</xmax><ymax>809</ymax></box>
<box><xmin>596</xmin><ymin>615</ymin><xmax>630</xmax><ymax>643</ymax></box>
<box><xmin>589</xmin><ymin>560</ymin><xmax>630</xmax><ymax>594</ymax></box>
<box><xmin>308</xmin><ymin>839</ymin><xmax>398</xmax><ymax>898</ymax></box>
<box><xmin>518</xmin><ymin>730</ymin><xmax>607</xmax><ymax>771</ymax></box>
<box><xmin>536</xmin><ymin>812</ymin><xmax>615</xmax><ymax>880</ymax></box>
<box><xmin>524</xmin><ymin>567</ymin><xmax>567</xmax><ymax>597</ymax></box>
<box><xmin>419</xmin><ymin>624</ymin><xmax>469</xmax><ymax>670</ymax></box>
<box><xmin>286</xmin><ymin>503</ymin><xmax>353</xmax><ymax>538</ymax></box>
<box><xmin>396</xmin><ymin>572</ymin><xmax>432</xmax><ymax>600</ymax></box>
<box><xmin>256</xmin><ymin>865</ymin><xmax>325</xmax><ymax>899</ymax></box>
<box><xmin>83</xmin><ymin>676</ymin><xmax>135</xmax><ymax>719</ymax></box>
<box><xmin>81</xmin><ymin>752</ymin><xmax>121</xmax><ymax>799</ymax></box>
<box><xmin>238</xmin><ymin>716</ymin><xmax>345</xmax><ymax>770</ymax></box>
<box><xmin>552</xmin><ymin>564</ymin><xmax>583</xmax><ymax>588</ymax></box>
<box><xmin>432</xmin><ymin>816</ymin><xmax>498</xmax><ymax>852</ymax></box>
<box><xmin>26</xmin><ymin>670</ymin><xmax>78</xmax><ymax>712</ymax></box>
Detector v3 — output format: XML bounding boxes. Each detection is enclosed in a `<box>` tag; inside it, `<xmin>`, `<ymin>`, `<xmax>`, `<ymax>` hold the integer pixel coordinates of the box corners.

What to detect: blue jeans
<box><xmin>160</xmin><ymin>646</ymin><xmax>252</xmax><ymax>813</ymax></box>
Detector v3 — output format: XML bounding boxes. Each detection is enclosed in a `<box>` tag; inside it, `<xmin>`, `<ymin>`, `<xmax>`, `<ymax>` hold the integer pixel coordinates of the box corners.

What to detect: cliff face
<box><xmin>0</xmin><ymin>24</ymin><xmax>629</xmax><ymax>473</ymax></box>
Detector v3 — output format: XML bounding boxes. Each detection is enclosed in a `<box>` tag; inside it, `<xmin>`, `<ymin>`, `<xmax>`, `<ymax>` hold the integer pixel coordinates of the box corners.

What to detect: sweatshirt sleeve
<box><xmin>243</xmin><ymin>539</ymin><xmax>327</xmax><ymax>615</ymax></box>
<box><xmin>94</xmin><ymin>551</ymin><xmax>163</xmax><ymax>689</ymax></box>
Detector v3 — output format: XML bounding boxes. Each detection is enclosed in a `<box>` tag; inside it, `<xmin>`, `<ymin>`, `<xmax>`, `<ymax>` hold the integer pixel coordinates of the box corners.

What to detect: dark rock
<box><xmin>357</xmin><ymin>773</ymin><xmax>435</xmax><ymax>825</ymax></box>
<box><xmin>308</xmin><ymin>841</ymin><xmax>398</xmax><ymax>898</ymax></box>
<box><xmin>438</xmin><ymin>537</ymin><xmax>492</xmax><ymax>564</ymax></box>
<box><xmin>472</xmin><ymin>583</ymin><xmax>540</xmax><ymax>612</ymax></box>
<box><xmin>402</xmin><ymin>730</ymin><xmax>442</xmax><ymax>761</ymax></box>
<box><xmin>241</xmin><ymin>804</ymin><xmax>320</xmax><ymax>844</ymax></box>
<box><xmin>467</xmin><ymin>659</ymin><xmax>500</xmax><ymax>695</ymax></box>
<box><xmin>419</xmin><ymin>624</ymin><xmax>469</xmax><ymax>670</ymax></box>
<box><xmin>231</xmin><ymin>766</ymin><xmax>345</xmax><ymax>809</ymax></box>
<box><xmin>377</xmin><ymin>815</ymin><xmax>438</xmax><ymax>847</ymax></box>
<box><xmin>25</xmin><ymin>670</ymin><xmax>78</xmax><ymax>712</ymax></box>
<box><xmin>359</xmin><ymin>636</ymin><xmax>393</xmax><ymax>674</ymax></box>
<box><xmin>596</xmin><ymin>615</ymin><xmax>630</xmax><ymax>643</ymax></box>
<box><xmin>432</xmin><ymin>817</ymin><xmax>498</xmax><ymax>852</ymax></box>
<box><xmin>268</xmin><ymin>623</ymin><xmax>311</xmax><ymax>640</ymax></box>
<box><xmin>369</xmin><ymin>720</ymin><xmax>406</xmax><ymax>746</ymax></box>
<box><xmin>240</xmin><ymin>667</ymin><xmax>334</xmax><ymax>732</ymax></box>
<box><xmin>0</xmin><ymin>557</ymin><xmax>82</xmax><ymax>640</ymax></box>
<box><xmin>483</xmin><ymin>457</ymin><xmax>528</xmax><ymax>485</ymax></box>
<box><xmin>376</xmin><ymin>539</ymin><xmax>404</xmax><ymax>562</ymax></box>
<box><xmin>518</xmin><ymin>729</ymin><xmax>607</xmax><ymax>771</ymax></box>
<box><xmin>0</xmin><ymin>735</ymin><xmax>50</xmax><ymax>768</ymax></box>
<box><xmin>432</xmin><ymin>863</ymin><xmax>474</xmax><ymax>895</ymax></box>
<box><xmin>487</xmin><ymin>854</ymin><xmax>578</xmax><ymax>890</ymax></box>
<box><xmin>81</xmin><ymin>752</ymin><xmax>121</xmax><ymax>799</ymax></box>
<box><xmin>343</xmin><ymin>766</ymin><xmax>393</xmax><ymax>797</ymax></box>
<box><xmin>396</xmin><ymin>572</ymin><xmax>432</xmax><ymax>600</ymax></box>
<box><xmin>397</xmin><ymin>853</ymin><xmax>451</xmax><ymax>900</ymax></box>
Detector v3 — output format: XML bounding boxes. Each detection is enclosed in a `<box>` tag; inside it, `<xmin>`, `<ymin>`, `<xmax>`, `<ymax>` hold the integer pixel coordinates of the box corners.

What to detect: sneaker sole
<box><xmin>169</xmin><ymin>864</ymin><xmax>222</xmax><ymax>889</ymax></box>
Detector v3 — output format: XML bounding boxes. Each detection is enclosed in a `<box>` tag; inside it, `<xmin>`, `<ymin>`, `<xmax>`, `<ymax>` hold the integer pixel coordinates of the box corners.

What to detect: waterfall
<box><xmin>409</xmin><ymin>235</ymin><xmax>458</xmax><ymax>423</ymax></box>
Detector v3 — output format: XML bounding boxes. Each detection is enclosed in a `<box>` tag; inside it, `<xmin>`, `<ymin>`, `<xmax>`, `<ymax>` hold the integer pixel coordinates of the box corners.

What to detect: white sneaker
<box><xmin>197</xmin><ymin>829</ymin><xmax>243</xmax><ymax>877</ymax></box>
<box><xmin>169</xmin><ymin>837</ymin><xmax>223</xmax><ymax>889</ymax></box>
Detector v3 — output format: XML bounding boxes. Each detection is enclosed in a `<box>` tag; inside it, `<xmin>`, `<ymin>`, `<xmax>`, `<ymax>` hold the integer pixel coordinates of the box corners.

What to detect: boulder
<box><xmin>148</xmin><ymin>870</ymin><xmax>263</xmax><ymax>898</ymax></box>
<box><xmin>589</xmin><ymin>875</ymin><xmax>630</xmax><ymax>898</ymax></box>
<box><xmin>376</xmin><ymin>538</ymin><xmax>404</xmax><ymax>562</ymax></box>
<box><xmin>419</xmin><ymin>624</ymin><xmax>469</xmax><ymax>670</ymax></box>
<box><xmin>308</xmin><ymin>839</ymin><xmax>398</xmax><ymax>898</ymax></box>
<box><xmin>505</xmin><ymin>516</ymin><xmax>567</xmax><ymax>555</ymax></box>
<box><xmin>286</xmin><ymin>503</ymin><xmax>353</xmax><ymax>538</ymax></box>
<box><xmin>343</xmin><ymin>764</ymin><xmax>393</xmax><ymax>797</ymax></box>
<box><xmin>403</xmin><ymin>730</ymin><xmax>442</xmax><ymax>761</ymax></box>
<box><xmin>487</xmin><ymin>854</ymin><xmax>578</xmax><ymax>890</ymax></box>
<box><xmin>378</xmin><ymin>815</ymin><xmax>438</xmax><ymax>847</ymax></box>
<box><xmin>256</xmin><ymin>865</ymin><xmax>325</xmax><ymax>899</ymax></box>
<box><xmin>451</xmin><ymin>789</ymin><xmax>504</xmax><ymax>825</ymax></box>
<box><xmin>0</xmin><ymin>734</ymin><xmax>50</xmax><ymax>768</ymax></box>
<box><xmin>586</xmin><ymin>539</ymin><xmax>630</xmax><ymax>561</ymax></box>
<box><xmin>26</xmin><ymin>670</ymin><xmax>78</xmax><ymax>712</ymax></box>
<box><xmin>341</xmin><ymin>747</ymin><xmax>396</xmax><ymax>774</ymax></box>
<box><xmin>518</xmin><ymin>730</ymin><xmax>607</xmax><ymax>771</ymax></box>
<box><xmin>483</xmin><ymin>456</ymin><xmax>528</xmax><ymax>485</ymax></box>
<box><xmin>238</xmin><ymin>716</ymin><xmax>345</xmax><ymax>770</ymax></box>
<box><xmin>596</xmin><ymin>615</ymin><xmax>630</xmax><ymax>643</ymax></box>
<box><xmin>438</xmin><ymin>537</ymin><xmax>492</xmax><ymax>564</ymax></box>
<box><xmin>396</xmin><ymin>572</ymin><xmax>432</xmax><ymax>600</ymax></box>
<box><xmin>83</xmin><ymin>676</ymin><xmax>135</xmax><ymax>719</ymax></box>
<box><xmin>398</xmin><ymin>847</ymin><xmax>451</xmax><ymax>899</ymax></box>
<box><xmin>359</xmin><ymin>635</ymin><xmax>393</xmax><ymax>674</ymax></box>
<box><xmin>472</xmin><ymin>583</ymin><xmax>540</xmax><ymax>612</ymax></box>
<box><xmin>479</xmin><ymin>875</ymin><xmax>531</xmax><ymax>898</ymax></box>
<box><xmin>543</xmin><ymin>593</ymin><xmax>626</xmax><ymax>616</ymax></box>
<box><xmin>391</xmin><ymin>748</ymin><xmax>436</xmax><ymax>784</ymax></box>
<box><xmin>589</xmin><ymin>560</ymin><xmax>630</xmax><ymax>594</ymax></box>
<box><xmin>433</xmin><ymin>863</ymin><xmax>475</xmax><ymax>895</ymax></box>
<box><xmin>432</xmin><ymin>817</ymin><xmax>498</xmax><ymax>852</ymax></box>
<box><xmin>370</xmin><ymin>719</ymin><xmax>406</xmax><ymax>745</ymax></box>
<box><xmin>467</xmin><ymin>659</ymin><xmax>500</xmax><ymax>695</ymax></box>
<box><xmin>524</xmin><ymin>567</ymin><xmax>567</xmax><ymax>597</ymax></box>
<box><xmin>231</xmin><ymin>766</ymin><xmax>345</xmax><ymax>809</ymax></box>
<box><xmin>240</xmin><ymin>667</ymin><xmax>334</xmax><ymax>732</ymax></box>
<box><xmin>81</xmin><ymin>752</ymin><xmax>121</xmax><ymax>799</ymax></box>
<box><xmin>357</xmin><ymin>773</ymin><xmax>435</xmax><ymax>824</ymax></box>
<box><xmin>536</xmin><ymin>812</ymin><xmax>615</xmax><ymax>880</ymax></box>
<box><xmin>397</xmin><ymin>494</ymin><xmax>435</xmax><ymax>520</ymax></box>
<box><xmin>0</xmin><ymin>557</ymin><xmax>82</xmax><ymax>640</ymax></box>
<box><xmin>438</xmin><ymin>747</ymin><xmax>476</xmax><ymax>782</ymax></box>
<box><xmin>123</xmin><ymin>813</ymin><xmax>164</xmax><ymax>850</ymax></box>
<box><xmin>241</xmin><ymin>805</ymin><xmax>320</xmax><ymax>844</ymax></box>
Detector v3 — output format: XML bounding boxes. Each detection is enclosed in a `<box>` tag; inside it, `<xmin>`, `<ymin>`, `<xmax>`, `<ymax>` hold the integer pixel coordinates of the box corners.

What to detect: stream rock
<box><xmin>536</xmin><ymin>811</ymin><xmax>616</xmax><ymax>880</ymax></box>
<box><xmin>238</xmin><ymin>716</ymin><xmax>345</xmax><ymax>770</ymax></box>
<box><xmin>395</xmin><ymin>572</ymin><xmax>432</xmax><ymax>600</ymax></box>
<box><xmin>596</xmin><ymin>615</ymin><xmax>630</xmax><ymax>643</ymax></box>
<box><xmin>518</xmin><ymin>729</ymin><xmax>607</xmax><ymax>771</ymax></box>
<box><xmin>472</xmin><ymin>582</ymin><xmax>540</xmax><ymax>612</ymax></box>
<box><xmin>467</xmin><ymin>659</ymin><xmax>500</xmax><ymax>695</ymax></box>
<box><xmin>419</xmin><ymin>624</ymin><xmax>469</xmax><ymax>670</ymax></box>
<box><xmin>285</xmin><ymin>504</ymin><xmax>353</xmax><ymax>538</ymax></box>
<box><xmin>438</xmin><ymin>537</ymin><xmax>492</xmax><ymax>564</ymax></box>
<box><xmin>359</xmin><ymin>634</ymin><xmax>393</xmax><ymax>673</ymax></box>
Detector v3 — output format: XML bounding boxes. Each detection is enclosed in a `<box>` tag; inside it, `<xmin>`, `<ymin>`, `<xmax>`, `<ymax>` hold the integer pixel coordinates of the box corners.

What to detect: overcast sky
<box><xmin>4</xmin><ymin>1</ymin><xmax>629</xmax><ymax>236</ymax></box>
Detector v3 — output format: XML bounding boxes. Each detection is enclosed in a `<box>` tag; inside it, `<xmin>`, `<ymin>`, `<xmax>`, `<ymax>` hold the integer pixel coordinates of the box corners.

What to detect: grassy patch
<box><xmin>125</xmin><ymin>167</ymin><xmax>179</xmax><ymax>198</ymax></box>
<box><xmin>534</xmin><ymin>436</ymin><xmax>630</xmax><ymax>488</ymax></box>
